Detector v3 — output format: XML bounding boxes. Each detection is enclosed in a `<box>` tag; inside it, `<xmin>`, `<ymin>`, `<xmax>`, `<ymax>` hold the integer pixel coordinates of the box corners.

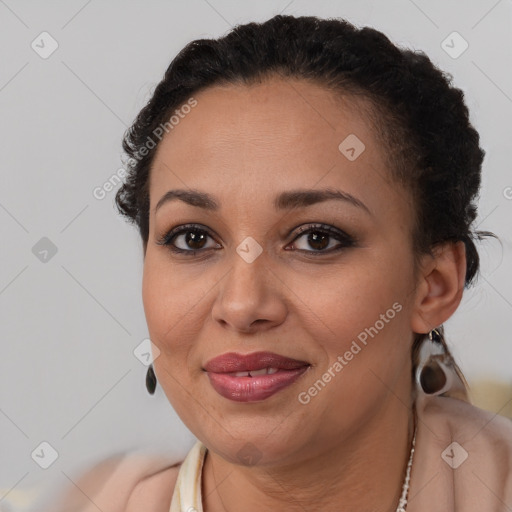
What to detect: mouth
<box><xmin>203</xmin><ymin>350</ymin><xmax>310</xmax><ymax>373</ymax></box>
<box><xmin>203</xmin><ymin>351</ymin><xmax>311</xmax><ymax>402</ymax></box>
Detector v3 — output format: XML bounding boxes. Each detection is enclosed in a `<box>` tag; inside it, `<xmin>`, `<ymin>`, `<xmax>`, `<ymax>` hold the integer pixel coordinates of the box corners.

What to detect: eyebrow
<box><xmin>154</xmin><ymin>187</ymin><xmax>371</xmax><ymax>216</ymax></box>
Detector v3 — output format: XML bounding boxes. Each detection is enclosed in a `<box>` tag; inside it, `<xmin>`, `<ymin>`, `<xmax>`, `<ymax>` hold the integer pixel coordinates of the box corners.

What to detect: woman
<box><xmin>51</xmin><ymin>14</ymin><xmax>512</xmax><ymax>512</ymax></box>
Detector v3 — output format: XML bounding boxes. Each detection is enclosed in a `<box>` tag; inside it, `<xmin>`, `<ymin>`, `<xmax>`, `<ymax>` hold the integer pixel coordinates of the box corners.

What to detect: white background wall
<box><xmin>1</xmin><ymin>0</ymin><xmax>511</xmax><ymax>510</ymax></box>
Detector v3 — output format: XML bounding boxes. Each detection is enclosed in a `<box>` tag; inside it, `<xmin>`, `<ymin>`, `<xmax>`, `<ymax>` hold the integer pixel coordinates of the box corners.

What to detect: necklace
<box><xmin>395</xmin><ymin>421</ymin><xmax>417</xmax><ymax>512</ymax></box>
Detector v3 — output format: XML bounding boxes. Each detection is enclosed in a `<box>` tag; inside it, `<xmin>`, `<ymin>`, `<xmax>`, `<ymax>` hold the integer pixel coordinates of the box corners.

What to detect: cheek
<box><xmin>142</xmin><ymin>255</ymin><xmax>183</xmax><ymax>349</ymax></box>
<box><xmin>288</xmin><ymin>256</ymin><xmax>413</xmax><ymax>389</ymax></box>
<box><xmin>142</xmin><ymin>260</ymin><xmax>166</xmax><ymax>340</ymax></box>
<box><xmin>292</xmin><ymin>260</ymin><xmax>406</xmax><ymax>332</ymax></box>
<box><xmin>142</xmin><ymin>253</ymin><xmax>211</xmax><ymax>355</ymax></box>
<box><xmin>141</xmin><ymin>260</ymin><xmax>199</xmax><ymax>411</ymax></box>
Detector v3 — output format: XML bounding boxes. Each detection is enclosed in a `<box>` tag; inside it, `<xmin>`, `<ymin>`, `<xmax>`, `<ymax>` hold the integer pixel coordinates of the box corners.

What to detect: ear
<box><xmin>410</xmin><ymin>241</ymin><xmax>467</xmax><ymax>334</ymax></box>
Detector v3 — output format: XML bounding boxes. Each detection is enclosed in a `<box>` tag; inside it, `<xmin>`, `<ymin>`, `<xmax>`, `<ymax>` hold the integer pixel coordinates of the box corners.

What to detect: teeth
<box><xmin>229</xmin><ymin>367</ymin><xmax>280</xmax><ymax>377</ymax></box>
<box><xmin>250</xmin><ymin>368</ymin><xmax>268</xmax><ymax>376</ymax></box>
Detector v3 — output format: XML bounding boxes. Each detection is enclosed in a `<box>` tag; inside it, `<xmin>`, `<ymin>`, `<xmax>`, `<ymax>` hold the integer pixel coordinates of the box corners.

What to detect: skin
<box><xmin>141</xmin><ymin>76</ymin><xmax>467</xmax><ymax>511</ymax></box>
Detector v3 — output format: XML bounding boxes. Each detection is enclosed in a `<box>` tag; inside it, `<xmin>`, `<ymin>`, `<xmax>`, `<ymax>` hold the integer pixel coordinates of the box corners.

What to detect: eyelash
<box><xmin>155</xmin><ymin>223</ymin><xmax>356</xmax><ymax>257</ymax></box>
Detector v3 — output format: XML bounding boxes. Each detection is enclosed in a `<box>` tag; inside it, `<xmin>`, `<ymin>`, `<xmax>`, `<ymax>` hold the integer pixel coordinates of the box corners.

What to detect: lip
<box><xmin>203</xmin><ymin>351</ymin><xmax>310</xmax><ymax>402</ymax></box>
<box><xmin>204</xmin><ymin>351</ymin><xmax>310</xmax><ymax>373</ymax></box>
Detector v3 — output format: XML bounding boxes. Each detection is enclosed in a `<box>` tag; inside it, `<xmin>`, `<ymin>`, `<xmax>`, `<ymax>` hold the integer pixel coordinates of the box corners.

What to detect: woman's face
<box><xmin>142</xmin><ymin>77</ymin><xmax>420</xmax><ymax>464</ymax></box>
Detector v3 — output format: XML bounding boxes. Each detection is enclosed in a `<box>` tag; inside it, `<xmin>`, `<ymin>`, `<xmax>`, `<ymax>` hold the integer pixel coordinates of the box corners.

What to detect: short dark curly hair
<box><xmin>115</xmin><ymin>14</ymin><xmax>495</xmax><ymax>391</ymax></box>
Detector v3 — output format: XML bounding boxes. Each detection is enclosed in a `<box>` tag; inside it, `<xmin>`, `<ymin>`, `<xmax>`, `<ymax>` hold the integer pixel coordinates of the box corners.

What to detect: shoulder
<box><xmin>126</xmin><ymin>462</ymin><xmax>181</xmax><ymax>512</ymax></box>
<box><xmin>418</xmin><ymin>393</ymin><xmax>512</xmax><ymax>447</ymax></box>
<box><xmin>414</xmin><ymin>394</ymin><xmax>512</xmax><ymax>507</ymax></box>
<box><xmin>49</xmin><ymin>453</ymin><xmax>182</xmax><ymax>512</ymax></box>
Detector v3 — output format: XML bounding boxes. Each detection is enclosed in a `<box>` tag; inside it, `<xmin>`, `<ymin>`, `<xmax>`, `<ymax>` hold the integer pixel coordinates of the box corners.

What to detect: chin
<box><xmin>193</xmin><ymin>414</ymin><xmax>313</xmax><ymax>467</ymax></box>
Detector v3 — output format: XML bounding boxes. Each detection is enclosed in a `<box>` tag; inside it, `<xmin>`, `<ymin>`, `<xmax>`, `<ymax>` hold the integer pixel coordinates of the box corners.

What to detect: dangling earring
<box><xmin>417</xmin><ymin>327</ymin><xmax>453</xmax><ymax>396</ymax></box>
<box><xmin>146</xmin><ymin>364</ymin><xmax>157</xmax><ymax>395</ymax></box>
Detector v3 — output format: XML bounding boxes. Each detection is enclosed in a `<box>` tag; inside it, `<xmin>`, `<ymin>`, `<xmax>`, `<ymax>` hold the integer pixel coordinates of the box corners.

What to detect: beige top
<box><xmin>168</xmin><ymin>440</ymin><xmax>206</xmax><ymax>512</ymax></box>
<box><xmin>46</xmin><ymin>393</ymin><xmax>512</xmax><ymax>512</ymax></box>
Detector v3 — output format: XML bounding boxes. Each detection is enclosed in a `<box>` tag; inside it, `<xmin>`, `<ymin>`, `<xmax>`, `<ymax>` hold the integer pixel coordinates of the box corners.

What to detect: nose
<box><xmin>211</xmin><ymin>248</ymin><xmax>288</xmax><ymax>334</ymax></box>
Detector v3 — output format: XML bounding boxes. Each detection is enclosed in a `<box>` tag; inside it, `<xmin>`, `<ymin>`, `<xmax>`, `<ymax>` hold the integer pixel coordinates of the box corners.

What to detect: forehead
<box><xmin>153</xmin><ymin>77</ymin><xmax>375</xmax><ymax>164</ymax></box>
<box><xmin>149</xmin><ymin>77</ymin><xmax>405</xmax><ymax>217</ymax></box>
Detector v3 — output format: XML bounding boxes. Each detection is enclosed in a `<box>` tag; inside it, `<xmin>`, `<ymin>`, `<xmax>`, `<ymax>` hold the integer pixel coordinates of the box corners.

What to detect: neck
<box><xmin>202</xmin><ymin>394</ymin><xmax>416</xmax><ymax>512</ymax></box>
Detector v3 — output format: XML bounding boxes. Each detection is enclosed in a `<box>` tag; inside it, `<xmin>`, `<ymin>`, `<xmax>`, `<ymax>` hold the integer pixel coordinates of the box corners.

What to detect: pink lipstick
<box><xmin>203</xmin><ymin>351</ymin><xmax>310</xmax><ymax>402</ymax></box>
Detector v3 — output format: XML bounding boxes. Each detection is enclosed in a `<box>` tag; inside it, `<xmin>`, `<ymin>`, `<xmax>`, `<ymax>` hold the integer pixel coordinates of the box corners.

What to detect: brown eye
<box><xmin>289</xmin><ymin>224</ymin><xmax>355</xmax><ymax>254</ymax></box>
<box><xmin>156</xmin><ymin>224</ymin><xmax>221</xmax><ymax>254</ymax></box>
<box><xmin>179</xmin><ymin>229</ymin><xmax>208</xmax><ymax>250</ymax></box>
<box><xmin>302</xmin><ymin>231</ymin><xmax>330</xmax><ymax>251</ymax></box>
